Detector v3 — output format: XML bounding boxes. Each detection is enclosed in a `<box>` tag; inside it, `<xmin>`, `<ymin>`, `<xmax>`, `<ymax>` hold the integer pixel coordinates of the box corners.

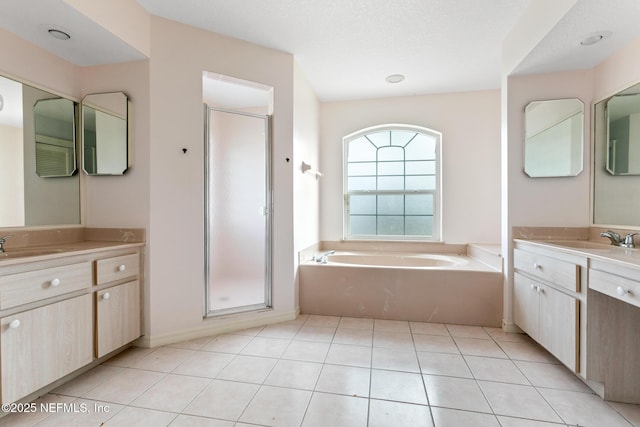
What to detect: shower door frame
<box><xmin>203</xmin><ymin>104</ymin><xmax>273</xmax><ymax>317</ymax></box>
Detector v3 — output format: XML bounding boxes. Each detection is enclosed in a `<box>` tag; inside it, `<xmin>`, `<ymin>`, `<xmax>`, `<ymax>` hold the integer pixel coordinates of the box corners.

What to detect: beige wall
<box><xmin>319</xmin><ymin>90</ymin><xmax>502</xmax><ymax>244</ymax></box>
<box><xmin>146</xmin><ymin>17</ymin><xmax>295</xmax><ymax>343</ymax></box>
<box><xmin>293</xmin><ymin>61</ymin><xmax>321</xmax><ymax>291</ymax></box>
<box><xmin>501</xmin><ymin>69</ymin><xmax>593</xmax><ymax>329</ymax></box>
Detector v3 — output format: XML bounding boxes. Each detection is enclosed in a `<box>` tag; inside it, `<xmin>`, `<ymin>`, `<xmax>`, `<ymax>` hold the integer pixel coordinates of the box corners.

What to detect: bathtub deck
<box><xmin>299</xmin><ymin>257</ymin><xmax>503</xmax><ymax>327</ymax></box>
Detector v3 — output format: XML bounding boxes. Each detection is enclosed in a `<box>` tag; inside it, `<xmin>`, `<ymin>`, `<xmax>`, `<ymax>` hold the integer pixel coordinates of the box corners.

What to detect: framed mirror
<box><xmin>524</xmin><ymin>98</ymin><xmax>584</xmax><ymax>177</ymax></box>
<box><xmin>33</xmin><ymin>98</ymin><xmax>77</xmax><ymax>177</ymax></box>
<box><xmin>0</xmin><ymin>74</ymin><xmax>80</xmax><ymax>227</ymax></box>
<box><xmin>82</xmin><ymin>92</ymin><xmax>128</xmax><ymax>175</ymax></box>
<box><xmin>606</xmin><ymin>92</ymin><xmax>640</xmax><ymax>175</ymax></box>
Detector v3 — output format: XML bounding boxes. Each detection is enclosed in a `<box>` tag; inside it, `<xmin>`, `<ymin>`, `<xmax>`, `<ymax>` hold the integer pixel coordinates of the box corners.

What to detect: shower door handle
<box><xmin>261</xmin><ymin>206</ymin><xmax>269</xmax><ymax>216</ymax></box>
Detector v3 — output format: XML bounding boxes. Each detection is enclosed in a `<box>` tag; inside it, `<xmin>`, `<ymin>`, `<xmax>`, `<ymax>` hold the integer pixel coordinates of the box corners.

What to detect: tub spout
<box><xmin>313</xmin><ymin>250</ymin><xmax>335</xmax><ymax>263</ymax></box>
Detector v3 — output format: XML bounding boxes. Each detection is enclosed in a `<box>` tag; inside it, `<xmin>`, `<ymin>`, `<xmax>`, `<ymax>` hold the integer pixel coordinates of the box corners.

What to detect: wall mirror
<box><xmin>594</xmin><ymin>81</ymin><xmax>640</xmax><ymax>227</ymax></box>
<box><xmin>606</xmin><ymin>92</ymin><xmax>640</xmax><ymax>175</ymax></box>
<box><xmin>34</xmin><ymin>98</ymin><xmax>77</xmax><ymax>177</ymax></box>
<box><xmin>524</xmin><ymin>98</ymin><xmax>584</xmax><ymax>177</ymax></box>
<box><xmin>82</xmin><ymin>92</ymin><xmax>128</xmax><ymax>175</ymax></box>
<box><xmin>0</xmin><ymin>74</ymin><xmax>80</xmax><ymax>227</ymax></box>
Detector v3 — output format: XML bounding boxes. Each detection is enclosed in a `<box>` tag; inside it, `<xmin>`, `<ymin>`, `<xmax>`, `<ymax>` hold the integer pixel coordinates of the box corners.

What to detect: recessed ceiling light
<box><xmin>580</xmin><ymin>31</ymin><xmax>611</xmax><ymax>46</ymax></box>
<box><xmin>48</xmin><ymin>28</ymin><xmax>71</xmax><ymax>41</ymax></box>
<box><xmin>385</xmin><ymin>74</ymin><xmax>405</xmax><ymax>84</ymax></box>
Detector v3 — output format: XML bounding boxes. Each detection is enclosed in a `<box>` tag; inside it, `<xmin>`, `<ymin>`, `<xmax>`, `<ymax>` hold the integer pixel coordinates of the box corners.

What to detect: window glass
<box><xmin>344</xmin><ymin>125</ymin><xmax>441</xmax><ymax>240</ymax></box>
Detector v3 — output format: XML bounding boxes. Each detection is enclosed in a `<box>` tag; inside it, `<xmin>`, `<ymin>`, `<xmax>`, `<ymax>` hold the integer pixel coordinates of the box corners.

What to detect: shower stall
<box><xmin>203</xmin><ymin>72</ymin><xmax>273</xmax><ymax>316</ymax></box>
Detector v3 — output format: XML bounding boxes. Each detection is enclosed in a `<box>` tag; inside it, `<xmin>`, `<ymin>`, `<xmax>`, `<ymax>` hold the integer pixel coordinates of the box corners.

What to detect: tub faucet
<box><xmin>0</xmin><ymin>235</ymin><xmax>12</xmax><ymax>253</ymax></box>
<box><xmin>313</xmin><ymin>250</ymin><xmax>335</xmax><ymax>263</ymax></box>
<box><xmin>600</xmin><ymin>230</ymin><xmax>638</xmax><ymax>248</ymax></box>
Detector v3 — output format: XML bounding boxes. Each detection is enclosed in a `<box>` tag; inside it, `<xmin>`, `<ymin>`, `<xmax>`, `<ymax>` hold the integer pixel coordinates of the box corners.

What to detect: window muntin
<box><xmin>344</xmin><ymin>125</ymin><xmax>441</xmax><ymax>240</ymax></box>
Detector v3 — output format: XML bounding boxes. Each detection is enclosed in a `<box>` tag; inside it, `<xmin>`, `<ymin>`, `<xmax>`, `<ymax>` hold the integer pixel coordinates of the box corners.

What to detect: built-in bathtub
<box><xmin>299</xmin><ymin>245</ymin><xmax>503</xmax><ymax>327</ymax></box>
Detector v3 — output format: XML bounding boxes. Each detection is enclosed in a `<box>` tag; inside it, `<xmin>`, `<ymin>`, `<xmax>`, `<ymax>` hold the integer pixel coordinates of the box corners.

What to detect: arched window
<box><xmin>343</xmin><ymin>124</ymin><xmax>441</xmax><ymax>240</ymax></box>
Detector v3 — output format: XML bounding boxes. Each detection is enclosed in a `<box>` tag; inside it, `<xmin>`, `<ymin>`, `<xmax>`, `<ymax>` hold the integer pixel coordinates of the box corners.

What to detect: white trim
<box><xmin>136</xmin><ymin>309</ymin><xmax>298</xmax><ymax>348</ymax></box>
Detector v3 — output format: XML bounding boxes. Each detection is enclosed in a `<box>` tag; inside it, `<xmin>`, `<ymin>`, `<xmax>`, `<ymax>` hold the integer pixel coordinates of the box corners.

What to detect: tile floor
<box><xmin>2</xmin><ymin>314</ymin><xmax>640</xmax><ymax>427</ymax></box>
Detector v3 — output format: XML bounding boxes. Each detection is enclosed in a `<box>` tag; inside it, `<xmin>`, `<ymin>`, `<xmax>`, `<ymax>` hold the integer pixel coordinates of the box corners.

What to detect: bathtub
<box><xmin>299</xmin><ymin>250</ymin><xmax>503</xmax><ymax>327</ymax></box>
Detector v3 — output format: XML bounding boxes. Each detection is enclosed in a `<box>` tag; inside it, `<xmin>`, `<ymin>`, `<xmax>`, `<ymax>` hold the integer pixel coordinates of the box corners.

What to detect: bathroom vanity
<box><xmin>513</xmin><ymin>237</ymin><xmax>640</xmax><ymax>403</ymax></box>
<box><xmin>0</xmin><ymin>228</ymin><xmax>144</xmax><ymax>405</ymax></box>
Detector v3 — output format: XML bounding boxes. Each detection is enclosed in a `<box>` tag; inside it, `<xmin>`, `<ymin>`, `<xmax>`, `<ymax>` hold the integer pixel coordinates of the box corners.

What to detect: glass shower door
<box><xmin>205</xmin><ymin>106</ymin><xmax>271</xmax><ymax>315</ymax></box>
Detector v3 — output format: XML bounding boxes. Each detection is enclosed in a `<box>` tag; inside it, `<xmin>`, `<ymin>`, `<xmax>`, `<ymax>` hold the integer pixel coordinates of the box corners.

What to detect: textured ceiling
<box><xmin>136</xmin><ymin>0</ymin><xmax>530</xmax><ymax>101</ymax></box>
<box><xmin>2</xmin><ymin>1</ymin><xmax>640</xmax><ymax>102</ymax></box>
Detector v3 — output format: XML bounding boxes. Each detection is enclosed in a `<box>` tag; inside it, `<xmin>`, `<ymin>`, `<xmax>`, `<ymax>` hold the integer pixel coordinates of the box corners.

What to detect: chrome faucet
<box><xmin>0</xmin><ymin>235</ymin><xmax>12</xmax><ymax>253</ymax></box>
<box><xmin>600</xmin><ymin>230</ymin><xmax>638</xmax><ymax>248</ymax></box>
<box><xmin>313</xmin><ymin>250</ymin><xmax>335</xmax><ymax>263</ymax></box>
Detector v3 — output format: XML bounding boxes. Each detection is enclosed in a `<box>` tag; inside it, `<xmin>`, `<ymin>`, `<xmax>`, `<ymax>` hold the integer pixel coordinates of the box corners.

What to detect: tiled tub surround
<box><xmin>299</xmin><ymin>242</ymin><xmax>503</xmax><ymax>327</ymax></box>
<box><xmin>513</xmin><ymin>233</ymin><xmax>640</xmax><ymax>404</ymax></box>
<box><xmin>0</xmin><ymin>227</ymin><xmax>145</xmax><ymax>407</ymax></box>
<box><xmin>1</xmin><ymin>315</ymin><xmax>639</xmax><ymax>426</ymax></box>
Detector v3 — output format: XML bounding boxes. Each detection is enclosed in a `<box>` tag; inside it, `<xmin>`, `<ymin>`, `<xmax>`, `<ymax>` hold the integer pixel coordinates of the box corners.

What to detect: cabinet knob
<box><xmin>103</xmin><ymin>292</ymin><xmax>110</xmax><ymax>300</ymax></box>
<box><xmin>8</xmin><ymin>319</ymin><xmax>20</xmax><ymax>329</ymax></box>
<box><xmin>530</xmin><ymin>284</ymin><xmax>536</xmax><ymax>290</ymax></box>
<box><xmin>117</xmin><ymin>264</ymin><xmax>126</xmax><ymax>272</ymax></box>
<box><xmin>536</xmin><ymin>285</ymin><xmax>542</xmax><ymax>293</ymax></box>
<box><xmin>50</xmin><ymin>278</ymin><xmax>61</xmax><ymax>287</ymax></box>
<box><xmin>533</xmin><ymin>263</ymin><xmax>541</xmax><ymax>270</ymax></box>
<box><xmin>616</xmin><ymin>286</ymin><xmax>628</xmax><ymax>297</ymax></box>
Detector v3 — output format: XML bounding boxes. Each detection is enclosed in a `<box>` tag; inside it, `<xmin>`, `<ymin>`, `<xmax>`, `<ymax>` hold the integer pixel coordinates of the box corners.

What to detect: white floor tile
<box><xmin>478</xmin><ymin>381</ymin><xmax>563</xmax><ymax>423</ymax></box>
<box><xmin>423</xmin><ymin>375</ymin><xmax>491</xmax><ymax>413</ymax></box>
<box><xmin>302</xmin><ymin>393</ymin><xmax>368</xmax><ymax>427</ymax></box>
<box><xmin>264</xmin><ymin>359</ymin><xmax>323</xmax><ymax>390</ymax></box>
<box><xmin>315</xmin><ymin>364</ymin><xmax>370</xmax><ymax>397</ymax></box>
<box><xmin>368</xmin><ymin>399</ymin><xmax>433</xmax><ymax>427</ymax></box>
<box><xmin>417</xmin><ymin>351</ymin><xmax>473</xmax><ymax>378</ymax></box>
<box><xmin>182</xmin><ymin>379</ymin><xmax>259</xmax><ymax>421</ymax></box>
<box><xmin>14</xmin><ymin>316</ymin><xmax>640</xmax><ymax>427</ymax></box>
<box><xmin>539</xmin><ymin>388</ymin><xmax>634</xmax><ymax>427</ymax></box>
<box><xmin>216</xmin><ymin>355</ymin><xmax>277</xmax><ymax>383</ymax></box>
<box><xmin>325</xmin><ymin>343</ymin><xmax>372</xmax><ymax>368</ymax></box>
<box><xmin>239</xmin><ymin>385</ymin><xmax>312</xmax><ymax>426</ymax></box>
<box><xmin>371</xmin><ymin>347</ymin><xmax>420</xmax><ymax>373</ymax></box>
<box><xmin>431</xmin><ymin>407</ymin><xmax>500</xmax><ymax>427</ymax></box>
<box><xmin>370</xmin><ymin>369</ymin><xmax>428</xmax><ymax>405</ymax></box>
<box><xmin>465</xmin><ymin>355</ymin><xmax>530</xmax><ymax>384</ymax></box>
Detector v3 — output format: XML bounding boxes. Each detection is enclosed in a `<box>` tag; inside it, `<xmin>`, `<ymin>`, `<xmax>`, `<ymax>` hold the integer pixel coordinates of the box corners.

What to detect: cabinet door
<box><xmin>1</xmin><ymin>294</ymin><xmax>93</xmax><ymax>404</ymax></box>
<box><xmin>513</xmin><ymin>273</ymin><xmax>539</xmax><ymax>340</ymax></box>
<box><xmin>96</xmin><ymin>281</ymin><xmax>141</xmax><ymax>358</ymax></box>
<box><xmin>539</xmin><ymin>285</ymin><xmax>579</xmax><ymax>372</ymax></box>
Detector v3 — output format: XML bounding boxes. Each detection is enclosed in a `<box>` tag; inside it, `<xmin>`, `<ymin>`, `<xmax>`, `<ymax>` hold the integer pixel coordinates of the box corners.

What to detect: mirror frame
<box><xmin>81</xmin><ymin>91</ymin><xmax>129</xmax><ymax>176</ymax></box>
<box><xmin>524</xmin><ymin>98</ymin><xmax>585</xmax><ymax>178</ymax></box>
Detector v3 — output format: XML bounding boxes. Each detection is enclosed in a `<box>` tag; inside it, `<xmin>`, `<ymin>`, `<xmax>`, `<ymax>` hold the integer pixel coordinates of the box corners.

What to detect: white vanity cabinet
<box><xmin>95</xmin><ymin>253</ymin><xmax>141</xmax><ymax>358</ymax></box>
<box><xmin>513</xmin><ymin>245</ymin><xmax>584</xmax><ymax>372</ymax></box>
<box><xmin>1</xmin><ymin>294</ymin><xmax>93</xmax><ymax>404</ymax></box>
<box><xmin>0</xmin><ymin>244</ymin><xmax>143</xmax><ymax>405</ymax></box>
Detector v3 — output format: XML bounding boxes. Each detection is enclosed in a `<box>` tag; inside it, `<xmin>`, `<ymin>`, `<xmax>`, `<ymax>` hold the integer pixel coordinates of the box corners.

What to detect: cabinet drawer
<box><xmin>589</xmin><ymin>269</ymin><xmax>640</xmax><ymax>309</ymax></box>
<box><xmin>0</xmin><ymin>262</ymin><xmax>91</xmax><ymax>310</ymax></box>
<box><xmin>96</xmin><ymin>253</ymin><xmax>139</xmax><ymax>285</ymax></box>
<box><xmin>514</xmin><ymin>249</ymin><xmax>579</xmax><ymax>292</ymax></box>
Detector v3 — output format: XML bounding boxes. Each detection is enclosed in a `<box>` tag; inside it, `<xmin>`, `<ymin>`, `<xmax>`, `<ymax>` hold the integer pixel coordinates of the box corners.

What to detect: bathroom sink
<box><xmin>541</xmin><ymin>240</ymin><xmax>613</xmax><ymax>250</ymax></box>
<box><xmin>0</xmin><ymin>248</ymin><xmax>65</xmax><ymax>259</ymax></box>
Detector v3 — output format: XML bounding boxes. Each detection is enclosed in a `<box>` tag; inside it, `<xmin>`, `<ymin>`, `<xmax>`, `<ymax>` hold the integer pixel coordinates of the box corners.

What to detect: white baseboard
<box><xmin>137</xmin><ymin>309</ymin><xmax>299</xmax><ymax>348</ymax></box>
